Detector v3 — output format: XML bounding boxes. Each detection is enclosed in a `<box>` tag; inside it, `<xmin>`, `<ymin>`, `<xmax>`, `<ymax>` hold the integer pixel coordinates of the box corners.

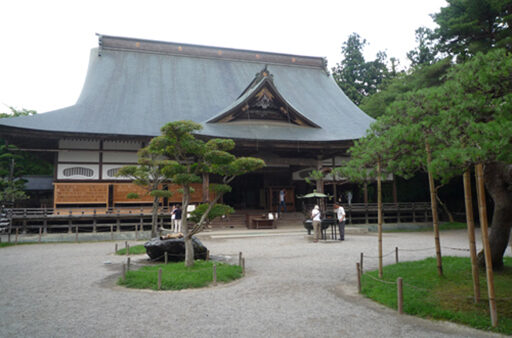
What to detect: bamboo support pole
<box><xmin>356</xmin><ymin>262</ymin><xmax>361</xmax><ymax>293</ymax></box>
<box><xmin>426</xmin><ymin>142</ymin><xmax>443</xmax><ymax>276</ymax></box>
<box><xmin>463</xmin><ymin>170</ymin><xmax>480</xmax><ymax>303</ymax></box>
<box><xmin>475</xmin><ymin>163</ymin><xmax>498</xmax><ymax>327</ymax></box>
<box><xmin>397</xmin><ymin>277</ymin><xmax>403</xmax><ymax>314</ymax></box>
<box><xmin>377</xmin><ymin>159</ymin><xmax>383</xmax><ymax>278</ymax></box>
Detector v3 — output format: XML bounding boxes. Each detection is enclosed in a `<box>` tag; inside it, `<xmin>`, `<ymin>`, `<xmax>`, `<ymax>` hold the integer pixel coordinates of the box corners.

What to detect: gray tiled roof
<box><xmin>0</xmin><ymin>35</ymin><xmax>374</xmax><ymax>142</ymax></box>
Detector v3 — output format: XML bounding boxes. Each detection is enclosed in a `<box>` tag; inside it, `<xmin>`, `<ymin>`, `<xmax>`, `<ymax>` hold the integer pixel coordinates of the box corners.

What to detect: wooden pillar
<box><xmin>316</xmin><ymin>157</ymin><xmax>325</xmax><ymax>212</ymax></box>
<box><xmin>332</xmin><ymin>157</ymin><xmax>337</xmax><ymax>202</ymax></box>
<box><xmin>363</xmin><ymin>182</ymin><xmax>368</xmax><ymax>204</ymax></box>
<box><xmin>202</xmin><ymin>172</ymin><xmax>210</xmax><ymax>203</ymax></box>
<box><xmin>392</xmin><ymin>176</ymin><xmax>398</xmax><ymax>203</ymax></box>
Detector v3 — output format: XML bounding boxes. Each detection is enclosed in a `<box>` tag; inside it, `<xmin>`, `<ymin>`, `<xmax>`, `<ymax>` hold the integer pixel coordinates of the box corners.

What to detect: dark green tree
<box><xmin>432</xmin><ymin>0</ymin><xmax>512</xmax><ymax>60</ymax></box>
<box><xmin>1</xmin><ymin>107</ymin><xmax>52</xmax><ymax>206</ymax></box>
<box><xmin>407</xmin><ymin>27</ymin><xmax>439</xmax><ymax>66</ymax></box>
<box><xmin>332</xmin><ymin>33</ymin><xmax>390</xmax><ymax>105</ymax></box>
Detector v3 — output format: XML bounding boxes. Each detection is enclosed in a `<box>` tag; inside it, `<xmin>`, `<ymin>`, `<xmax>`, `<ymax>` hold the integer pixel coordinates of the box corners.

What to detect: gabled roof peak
<box><xmin>97</xmin><ymin>34</ymin><xmax>328</xmax><ymax>70</ymax></box>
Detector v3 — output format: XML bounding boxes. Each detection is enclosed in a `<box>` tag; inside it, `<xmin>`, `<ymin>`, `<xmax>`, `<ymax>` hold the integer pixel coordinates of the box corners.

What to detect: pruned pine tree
<box><xmin>150</xmin><ymin>121</ymin><xmax>265</xmax><ymax>267</ymax></box>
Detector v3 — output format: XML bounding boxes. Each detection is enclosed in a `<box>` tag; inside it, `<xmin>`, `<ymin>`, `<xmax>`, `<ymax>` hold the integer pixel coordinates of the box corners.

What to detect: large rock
<box><xmin>144</xmin><ymin>236</ymin><xmax>208</xmax><ymax>262</ymax></box>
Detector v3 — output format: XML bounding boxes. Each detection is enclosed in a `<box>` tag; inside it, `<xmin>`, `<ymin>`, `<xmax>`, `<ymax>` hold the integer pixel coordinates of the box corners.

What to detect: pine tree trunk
<box><xmin>182</xmin><ymin>185</ymin><xmax>195</xmax><ymax>267</ymax></box>
<box><xmin>436</xmin><ymin>193</ymin><xmax>455</xmax><ymax>223</ymax></box>
<box><xmin>151</xmin><ymin>196</ymin><xmax>159</xmax><ymax>238</ymax></box>
<box><xmin>426</xmin><ymin>141</ymin><xmax>443</xmax><ymax>276</ymax></box>
<box><xmin>478</xmin><ymin>162</ymin><xmax>512</xmax><ymax>270</ymax></box>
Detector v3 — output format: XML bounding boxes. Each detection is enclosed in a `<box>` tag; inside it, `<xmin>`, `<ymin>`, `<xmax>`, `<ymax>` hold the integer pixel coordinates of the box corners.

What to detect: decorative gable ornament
<box><xmin>208</xmin><ymin>66</ymin><xmax>319</xmax><ymax>128</ymax></box>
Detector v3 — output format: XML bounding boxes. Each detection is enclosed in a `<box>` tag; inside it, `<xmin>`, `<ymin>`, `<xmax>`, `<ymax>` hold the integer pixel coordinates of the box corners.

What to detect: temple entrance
<box><xmin>223</xmin><ymin>174</ymin><xmax>264</xmax><ymax>209</ymax></box>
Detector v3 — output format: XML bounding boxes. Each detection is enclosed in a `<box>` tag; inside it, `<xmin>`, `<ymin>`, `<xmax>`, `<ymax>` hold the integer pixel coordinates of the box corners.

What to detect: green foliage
<box><xmin>362</xmin><ymin>256</ymin><xmax>512</xmax><ymax>334</ymax></box>
<box><xmin>407</xmin><ymin>27</ymin><xmax>439</xmax><ymax>67</ymax></box>
<box><xmin>188</xmin><ymin>203</ymin><xmax>234</xmax><ymax>224</ymax></box>
<box><xmin>118</xmin><ymin>260</ymin><xmax>242</xmax><ymax>290</ymax></box>
<box><xmin>331</xmin><ymin>33</ymin><xmax>391</xmax><ymax>106</ymax></box>
<box><xmin>432</xmin><ymin>0</ymin><xmax>512</xmax><ymax>60</ymax></box>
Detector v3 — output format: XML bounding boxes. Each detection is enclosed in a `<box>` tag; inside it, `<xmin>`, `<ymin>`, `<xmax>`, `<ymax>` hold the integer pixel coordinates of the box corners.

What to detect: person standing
<box><xmin>173</xmin><ymin>205</ymin><xmax>182</xmax><ymax>233</ymax></box>
<box><xmin>311</xmin><ymin>205</ymin><xmax>321</xmax><ymax>243</ymax></box>
<box><xmin>279</xmin><ymin>188</ymin><xmax>287</xmax><ymax>214</ymax></box>
<box><xmin>170</xmin><ymin>204</ymin><xmax>177</xmax><ymax>232</ymax></box>
<box><xmin>336</xmin><ymin>203</ymin><xmax>346</xmax><ymax>241</ymax></box>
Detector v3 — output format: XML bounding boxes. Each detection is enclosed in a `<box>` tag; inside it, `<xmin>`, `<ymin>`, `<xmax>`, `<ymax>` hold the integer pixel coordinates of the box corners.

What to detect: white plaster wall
<box><xmin>58</xmin><ymin>151</ymin><xmax>99</xmax><ymax>163</ymax></box>
<box><xmin>103</xmin><ymin>141</ymin><xmax>141</xmax><ymax>150</ymax></box>
<box><xmin>59</xmin><ymin>139</ymin><xmax>100</xmax><ymax>149</ymax></box>
<box><xmin>57</xmin><ymin>164</ymin><xmax>99</xmax><ymax>180</ymax></box>
<box><xmin>102</xmin><ymin>152</ymin><xmax>138</xmax><ymax>163</ymax></box>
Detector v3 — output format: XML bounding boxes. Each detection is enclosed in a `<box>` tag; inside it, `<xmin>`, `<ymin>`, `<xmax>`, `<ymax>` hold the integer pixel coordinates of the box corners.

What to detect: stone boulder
<box><xmin>144</xmin><ymin>236</ymin><xmax>208</xmax><ymax>262</ymax></box>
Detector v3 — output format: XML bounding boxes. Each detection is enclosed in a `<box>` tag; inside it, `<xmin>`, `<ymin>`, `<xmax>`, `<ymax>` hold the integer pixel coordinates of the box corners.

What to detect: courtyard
<box><xmin>0</xmin><ymin>229</ymin><xmax>504</xmax><ymax>337</ymax></box>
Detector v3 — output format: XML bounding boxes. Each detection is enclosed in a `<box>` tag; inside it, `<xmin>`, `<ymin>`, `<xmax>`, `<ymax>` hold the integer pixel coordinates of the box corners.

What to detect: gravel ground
<box><xmin>0</xmin><ymin>229</ymin><xmax>508</xmax><ymax>338</ymax></box>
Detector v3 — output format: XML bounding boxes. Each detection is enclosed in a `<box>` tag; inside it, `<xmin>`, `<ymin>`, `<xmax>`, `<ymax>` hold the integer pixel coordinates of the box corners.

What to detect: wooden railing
<box><xmin>0</xmin><ymin>202</ymin><xmax>432</xmax><ymax>235</ymax></box>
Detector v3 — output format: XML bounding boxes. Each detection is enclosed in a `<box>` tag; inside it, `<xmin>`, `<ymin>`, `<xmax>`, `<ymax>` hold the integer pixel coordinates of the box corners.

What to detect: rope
<box><xmin>442</xmin><ymin>246</ymin><xmax>471</xmax><ymax>252</ymax></box>
<box><xmin>363</xmin><ymin>273</ymin><xmax>396</xmax><ymax>285</ymax></box>
<box><xmin>363</xmin><ymin>249</ymin><xmax>396</xmax><ymax>259</ymax></box>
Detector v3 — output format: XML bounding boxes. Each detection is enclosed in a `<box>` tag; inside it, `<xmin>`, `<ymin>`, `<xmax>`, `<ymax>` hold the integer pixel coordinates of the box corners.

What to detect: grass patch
<box><xmin>383</xmin><ymin>222</ymin><xmax>468</xmax><ymax>233</ymax></box>
<box><xmin>118</xmin><ymin>260</ymin><xmax>242</xmax><ymax>290</ymax></box>
<box><xmin>116</xmin><ymin>244</ymin><xmax>146</xmax><ymax>255</ymax></box>
<box><xmin>362</xmin><ymin>256</ymin><xmax>512</xmax><ymax>334</ymax></box>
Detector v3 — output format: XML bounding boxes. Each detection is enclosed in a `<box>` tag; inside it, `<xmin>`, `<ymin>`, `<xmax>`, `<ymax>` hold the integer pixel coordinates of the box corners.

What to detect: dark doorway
<box><xmin>223</xmin><ymin>174</ymin><xmax>264</xmax><ymax>209</ymax></box>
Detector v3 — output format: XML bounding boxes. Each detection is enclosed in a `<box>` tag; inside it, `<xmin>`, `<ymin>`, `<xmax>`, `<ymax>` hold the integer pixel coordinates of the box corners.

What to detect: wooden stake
<box><xmin>206</xmin><ymin>250</ymin><xmax>210</xmax><ymax>261</ymax></box>
<box><xmin>122</xmin><ymin>263</ymin><xmax>126</xmax><ymax>280</ymax></box>
<box><xmin>426</xmin><ymin>141</ymin><xmax>443</xmax><ymax>276</ymax></box>
<box><xmin>356</xmin><ymin>262</ymin><xmax>361</xmax><ymax>293</ymax></box>
<box><xmin>158</xmin><ymin>268</ymin><xmax>162</xmax><ymax>290</ymax></box>
<box><xmin>212</xmin><ymin>263</ymin><xmax>217</xmax><ymax>286</ymax></box>
<box><xmin>475</xmin><ymin>163</ymin><xmax>498</xmax><ymax>327</ymax></box>
<box><xmin>127</xmin><ymin>257</ymin><xmax>131</xmax><ymax>271</ymax></box>
<box><xmin>126</xmin><ymin>244</ymin><xmax>130</xmax><ymax>256</ymax></box>
<box><xmin>115</xmin><ymin>243</ymin><xmax>118</xmax><ymax>253</ymax></box>
<box><xmin>239</xmin><ymin>251</ymin><xmax>242</xmax><ymax>266</ymax></box>
<box><xmin>242</xmin><ymin>258</ymin><xmax>245</xmax><ymax>276</ymax></box>
<box><xmin>164</xmin><ymin>252</ymin><xmax>168</xmax><ymax>264</ymax></box>
<box><xmin>397</xmin><ymin>277</ymin><xmax>403</xmax><ymax>314</ymax></box>
<box><xmin>377</xmin><ymin>158</ymin><xmax>383</xmax><ymax>278</ymax></box>
<box><xmin>463</xmin><ymin>170</ymin><xmax>480</xmax><ymax>303</ymax></box>
<box><xmin>395</xmin><ymin>247</ymin><xmax>399</xmax><ymax>264</ymax></box>
<box><xmin>360</xmin><ymin>252</ymin><xmax>364</xmax><ymax>273</ymax></box>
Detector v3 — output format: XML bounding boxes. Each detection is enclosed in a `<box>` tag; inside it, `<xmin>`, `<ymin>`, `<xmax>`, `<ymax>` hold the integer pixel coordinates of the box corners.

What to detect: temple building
<box><xmin>0</xmin><ymin>34</ymin><xmax>374</xmax><ymax>212</ymax></box>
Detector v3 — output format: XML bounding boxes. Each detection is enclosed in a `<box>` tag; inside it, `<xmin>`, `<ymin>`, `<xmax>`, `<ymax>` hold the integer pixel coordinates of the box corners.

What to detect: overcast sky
<box><xmin>0</xmin><ymin>0</ymin><xmax>446</xmax><ymax>114</ymax></box>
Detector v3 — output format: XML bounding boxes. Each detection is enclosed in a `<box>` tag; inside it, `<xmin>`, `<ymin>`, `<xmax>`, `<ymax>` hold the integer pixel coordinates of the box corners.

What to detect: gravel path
<box><xmin>0</xmin><ymin>230</ymin><xmax>507</xmax><ymax>337</ymax></box>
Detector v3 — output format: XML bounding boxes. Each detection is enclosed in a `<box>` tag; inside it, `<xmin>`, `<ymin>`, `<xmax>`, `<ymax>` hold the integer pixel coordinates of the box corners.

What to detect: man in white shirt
<box><xmin>336</xmin><ymin>203</ymin><xmax>346</xmax><ymax>241</ymax></box>
<box><xmin>311</xmin><ymin>205</ymin><xmax>321</xmax><ymax>243</ymax></box>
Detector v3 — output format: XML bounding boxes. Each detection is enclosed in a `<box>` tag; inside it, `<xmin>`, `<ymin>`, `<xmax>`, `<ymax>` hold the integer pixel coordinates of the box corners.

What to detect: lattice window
<box><xmin>107</xmin><ymin>167</ymin><xmax>121</xmax><ymax>177</ymax></box>
<box><xmin>62</xmin><ymin>167</ymin><xmax>94</xmax><ymax>177</ymax></box>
